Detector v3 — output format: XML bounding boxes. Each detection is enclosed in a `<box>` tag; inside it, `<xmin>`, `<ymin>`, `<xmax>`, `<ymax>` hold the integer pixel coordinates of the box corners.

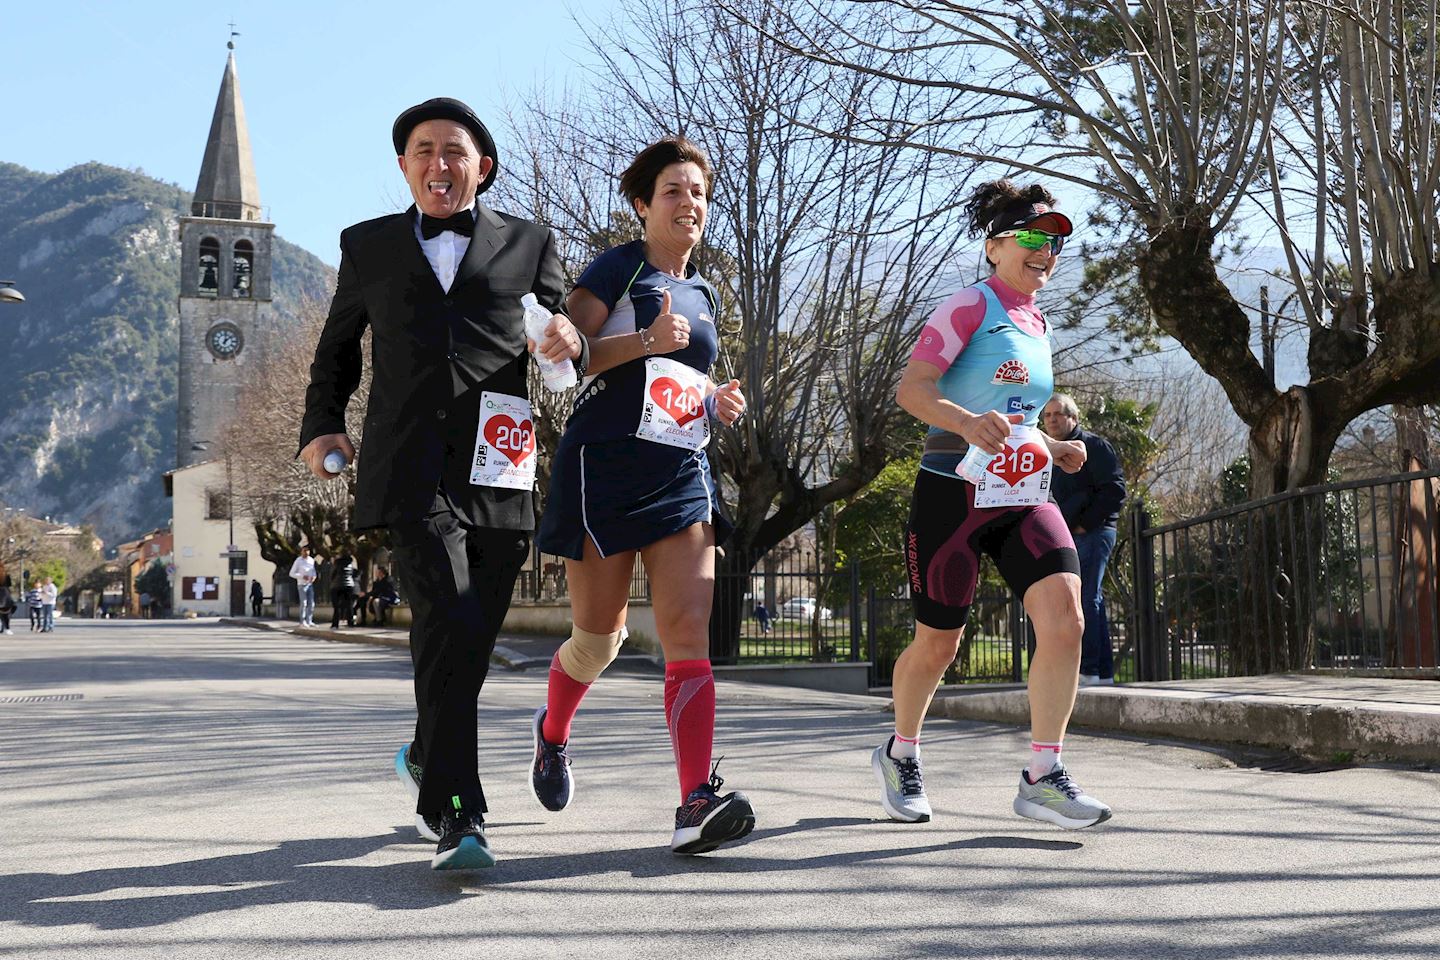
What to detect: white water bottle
<box><xmin>322</xmin><ymin>450</ymin><xmax>348</xmax><ymax>474</ymax></box>
<box><xmin>521</xmin><ymin>293</ymin><xmax>577</xmax><ymax>392</ymax></box>
<box><xmin>957</xmin><ymin>442</ymin><xmax>996</xmax><ymax>485</ymax></box>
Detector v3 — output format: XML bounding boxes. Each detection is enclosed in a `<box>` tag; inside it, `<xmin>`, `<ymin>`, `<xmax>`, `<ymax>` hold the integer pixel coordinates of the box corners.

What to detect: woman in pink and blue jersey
<box><xmin>871</xmin><ymin>180</ymin><xmax>1114</xmax><ymax>830</ymax></box>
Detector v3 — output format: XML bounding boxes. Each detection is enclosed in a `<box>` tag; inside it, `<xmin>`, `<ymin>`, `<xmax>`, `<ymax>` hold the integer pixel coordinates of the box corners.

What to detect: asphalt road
<box><xmin>2</xmin><ymin>619</ymin><xmax>1436</xmax><ymax>960</ymax></box>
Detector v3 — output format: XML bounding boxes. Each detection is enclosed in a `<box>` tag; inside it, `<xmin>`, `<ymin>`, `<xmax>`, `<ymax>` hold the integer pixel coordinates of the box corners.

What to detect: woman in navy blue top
<box><xmin>532</xmin><ymin>137</ymin><xmax>754</xmax><ymax>855</ymax></box>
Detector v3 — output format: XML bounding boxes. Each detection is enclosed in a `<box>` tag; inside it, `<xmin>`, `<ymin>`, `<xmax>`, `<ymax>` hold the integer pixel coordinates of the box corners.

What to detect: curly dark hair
<box><xmin>962</xmin><ymin>179</ymin><xmax>1059</xmax><ymax>239</ymax></box>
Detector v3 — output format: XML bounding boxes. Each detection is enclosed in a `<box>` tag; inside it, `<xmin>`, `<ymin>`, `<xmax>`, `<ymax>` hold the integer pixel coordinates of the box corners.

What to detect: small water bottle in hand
<box><xmin>956</xmin><ymin>443</ymin><xmax>997</xmax><ymax>485</ymax></box>
<box><xmin>521</xmin><ymin>293</ymin><xmax>577</xmax><ymax>392</ymax></box>
<box><xmin>323</xmin><ymin>450</ymin><xmax>348</xmax><ymax>475</ymax></box>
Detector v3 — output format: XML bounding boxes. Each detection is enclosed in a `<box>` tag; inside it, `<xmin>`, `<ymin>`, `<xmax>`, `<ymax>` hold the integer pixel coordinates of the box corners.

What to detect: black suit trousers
<box><xmin>388</xmin><ymin>490</ymin><xmax>529</xmax><ymax>817</ymax></box>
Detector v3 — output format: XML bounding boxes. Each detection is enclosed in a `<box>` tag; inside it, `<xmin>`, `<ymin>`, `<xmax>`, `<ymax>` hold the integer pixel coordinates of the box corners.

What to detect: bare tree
<box><xmin>734</xmin><ymin>0</ymin><xmax>1440</xmax><ymax>500</ymax></box>
<box><xmin>494</xmin><ymin>0</ymin><xmax>975</xmax><ymax>653</ymax></box>
<box><xmin>226</xmin><ymin>298</ymin><xmax>384</xmax><ymax>577</ymax></box>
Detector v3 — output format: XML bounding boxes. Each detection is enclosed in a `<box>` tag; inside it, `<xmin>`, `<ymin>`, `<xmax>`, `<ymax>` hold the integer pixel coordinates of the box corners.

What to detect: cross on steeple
<box><xmin>227</xmin><ymin>21</ymin><xmax>240</xmax><ymax>50</ymax></box>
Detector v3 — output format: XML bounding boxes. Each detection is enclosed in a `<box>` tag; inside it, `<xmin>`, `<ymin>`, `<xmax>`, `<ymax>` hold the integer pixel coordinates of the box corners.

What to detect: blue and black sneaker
<box><xmin>394</xmin><ymin>744</ymin><xmax>440</xmax><ymax>842</ymax></box>
<box><xmin>530</xmin><ymin>706</ymin><xmax>574</xmax><ymax>812</ymax></box>
<box><xmin>670</xmin><ymin>762</ymin><xmax>755</xmax><ymax>855</ymax></box>
<box><xmin>431</xmin><ymin>796</ymin><xmax>495</xmax><ymax>870</ymax></box>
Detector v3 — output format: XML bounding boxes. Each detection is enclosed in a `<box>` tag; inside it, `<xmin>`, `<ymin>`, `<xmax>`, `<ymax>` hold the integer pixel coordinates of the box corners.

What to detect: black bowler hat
<box><xmin>986</xmin><ymin>201</ymin><xmax>1074</xmax><ymax>237</ymax></box>
<box><xmin>392</xmin><ymin>97</ymin><xmax>499</xmax><ymax>194</ymax></box>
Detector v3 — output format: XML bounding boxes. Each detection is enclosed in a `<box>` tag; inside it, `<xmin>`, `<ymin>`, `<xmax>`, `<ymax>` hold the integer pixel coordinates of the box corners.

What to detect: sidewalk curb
<box><xmin>926</xmin><ymin>682</ymin><xmax>1440</xmax><ymax>764</ymax></box>
<box><xmin>222</xmin><ymin>618</ymin><xmax>417</xmax><ymax>652</ymax></box>
<box><xmin>219</xmin><ymin>618</ymin><xmax>651</xmax><ymax>673</ymax></box>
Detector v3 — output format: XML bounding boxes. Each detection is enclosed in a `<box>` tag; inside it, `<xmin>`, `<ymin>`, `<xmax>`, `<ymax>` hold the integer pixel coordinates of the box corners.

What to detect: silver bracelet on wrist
<box><xmin>639</xmin><ymin>329</ymin><xmax>653</xmax><ymax>356</ymax></box>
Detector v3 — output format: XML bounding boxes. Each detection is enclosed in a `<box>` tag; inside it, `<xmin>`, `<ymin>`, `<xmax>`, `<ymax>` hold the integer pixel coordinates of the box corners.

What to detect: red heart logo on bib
<box><xmin>988</xmin><ymin>442</ymin><xmax>1049</xmax><ymax>487</ymax></box>
<box><xmin>649</xmin><ymin>378</ymin><xmax>705</xmax><ymax>426</ymax></box>
<box><xmin>483</xmin><ymin>415</ymin><xmax>535</xmax><ymax>466</ymax></box>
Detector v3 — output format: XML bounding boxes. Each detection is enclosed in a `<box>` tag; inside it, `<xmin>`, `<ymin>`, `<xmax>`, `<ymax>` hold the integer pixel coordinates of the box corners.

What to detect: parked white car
<box><xmin>777</xmin><ymin>597</ymin><xmax>833</xmax><ymax>620</ymax></box>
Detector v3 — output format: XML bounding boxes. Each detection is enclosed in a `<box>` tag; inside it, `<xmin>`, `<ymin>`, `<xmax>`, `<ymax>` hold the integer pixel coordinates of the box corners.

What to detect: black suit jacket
<box><xmin>300</xmin><ymin>202</ymin><xmax>581</xmax><ymax>531</ymax></box>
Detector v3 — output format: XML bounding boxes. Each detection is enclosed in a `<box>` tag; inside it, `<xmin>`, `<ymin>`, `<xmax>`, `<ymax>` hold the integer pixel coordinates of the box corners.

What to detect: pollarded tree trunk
<box><xmin>1246</xmin><ymin>387</ymin><xmax>1342</xmax><ymax>497</ymax></box>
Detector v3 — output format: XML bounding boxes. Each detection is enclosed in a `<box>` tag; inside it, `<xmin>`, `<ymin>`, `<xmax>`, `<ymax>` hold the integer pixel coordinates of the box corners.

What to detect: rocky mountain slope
<box><xmin>0</xmin><ymin>161</ymin><xmax>334</xmax><ymax>545</ymax></box>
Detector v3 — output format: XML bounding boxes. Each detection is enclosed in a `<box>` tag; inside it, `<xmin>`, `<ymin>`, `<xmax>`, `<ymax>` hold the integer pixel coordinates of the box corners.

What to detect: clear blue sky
<box><xmin>4</xmin><ymin>0</ymin><xmax>604</xmax><ymax>266</ymax></box>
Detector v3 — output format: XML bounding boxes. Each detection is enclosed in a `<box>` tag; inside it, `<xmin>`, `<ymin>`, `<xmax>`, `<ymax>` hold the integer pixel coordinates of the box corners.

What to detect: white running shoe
<box><xmin>395</xmin><ymin>744</ymin><xmax>440</xmax><ymax>842</ymax></box>
<box><xmin>1013</xmin><ymin>763</ymin><xmax>1112</xmax><ymax>829</ymax></box>
<box><xmin>872</xmin><ymin>737</ymin><xmax>932</xmax><ymax>823</ymax></box>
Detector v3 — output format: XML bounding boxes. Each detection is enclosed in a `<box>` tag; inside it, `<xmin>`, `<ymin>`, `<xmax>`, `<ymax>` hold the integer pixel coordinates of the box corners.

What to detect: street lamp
<box><xmin>0</xmin><ymin>281</ymin><xmax>25</xmax><ymax>304</ymax></box>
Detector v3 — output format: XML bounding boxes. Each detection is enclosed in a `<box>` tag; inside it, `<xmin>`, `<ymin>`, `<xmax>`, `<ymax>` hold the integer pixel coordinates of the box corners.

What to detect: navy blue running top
<box><xmin>564</xmin><ymin>240</ymin><xmax>721</xmax><ymax>443</ymax></box>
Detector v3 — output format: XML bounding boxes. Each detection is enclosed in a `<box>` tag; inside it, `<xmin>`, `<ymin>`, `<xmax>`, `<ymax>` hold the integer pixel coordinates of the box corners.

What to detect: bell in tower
<box><xmin>176</xmin><ymin>36</ymin><xmax>274</xmax><ymax>469</ymax></box>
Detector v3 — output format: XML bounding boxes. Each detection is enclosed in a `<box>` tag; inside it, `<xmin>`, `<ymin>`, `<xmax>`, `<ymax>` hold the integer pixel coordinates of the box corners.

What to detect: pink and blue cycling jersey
<box><xmin>911</xmin><ymin>275</ymin><xmax>1054</xmax><ymax>479</ymax></box>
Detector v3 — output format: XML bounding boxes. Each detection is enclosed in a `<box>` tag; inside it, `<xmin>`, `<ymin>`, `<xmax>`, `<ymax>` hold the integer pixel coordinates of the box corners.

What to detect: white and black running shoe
<box><xmin>394</xmin><ymin>744</ymin><xmax>441</xmax><ymax>842</ymax></box>
<box><xmin>1013</xmin><ymin>763</ymin><xmax>1113</xmax><ymax>830</ymax></box>
<box><xmin>670</xmin><ymin>763</ymin><xmax>755</xmax><ymax>855</ymax></box>
<box><xmin>872</xmin><ymin>737</ymin><xmax>932</xmax><ymax>823</ymax></box>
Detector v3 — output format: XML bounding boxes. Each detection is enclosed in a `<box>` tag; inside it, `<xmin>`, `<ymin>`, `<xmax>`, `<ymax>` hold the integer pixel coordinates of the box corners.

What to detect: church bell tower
<box><xmin>177</xmin><ymin>40</ymin><xmax>274</xmax><ymax>468</ymax></box>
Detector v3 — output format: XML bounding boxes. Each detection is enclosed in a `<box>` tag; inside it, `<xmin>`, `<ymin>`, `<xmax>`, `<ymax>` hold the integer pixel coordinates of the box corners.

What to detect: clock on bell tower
<box><xmin>177</xmin><ymin>43</ymin><xmax>274</xmax><ymax>469</ymax></box>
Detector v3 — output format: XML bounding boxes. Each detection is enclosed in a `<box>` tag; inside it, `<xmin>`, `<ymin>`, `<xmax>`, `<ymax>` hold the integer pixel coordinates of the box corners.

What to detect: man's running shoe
<box><xmin>431</xmin><ymin>799</ymin><xmax>495</xmax><ymax>871</ymax></box>
<box><xmin>671</xmin><ymin>764</ymin><xmax>755</xmax><ymax>855</ymax></box>
<box><xmin>871</xmin><ymin>737</ymin><xmax>932</xmax><ymax>823</ymax></box>
<box><xmin>1013</xmin><ymin>762</ymin><xmax>1113</xmax><ymax>829</ymax></box>
<box><xmin>394</xmin><ymin>744</ymin><xmax>440</xmax><ymax>842</ymax></box>
<box><xmin>530</xmin><ymin>706</ymin><xmax>573</xmax><ymax>811</ymax></box>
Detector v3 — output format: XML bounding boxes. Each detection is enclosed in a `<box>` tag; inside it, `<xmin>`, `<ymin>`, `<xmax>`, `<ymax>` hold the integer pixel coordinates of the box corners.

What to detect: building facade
<box><xmin>165</xmin><ymin>462</ymin><xmax>262</xmax><ymax>616</ymax></box>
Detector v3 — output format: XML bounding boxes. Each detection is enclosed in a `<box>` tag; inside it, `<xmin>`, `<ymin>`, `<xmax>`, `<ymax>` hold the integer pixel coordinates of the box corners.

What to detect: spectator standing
<box><xmin>250</xmin><ymin>580</ymin><xmax>264</xmax><ymax>617</ymax></box>
<box><xmin>0</xmin><ymin>578</ymin><xmax>13</xmax><ymax>635</ymax></box>
<box><xmin>138</xmin><ymin>591</ymin><xmax>152</xmax><ymax>620</ymax></box>
<box><xmin>26</xmin><ymin>582</ymin><xmax>41</xmax><ymax>631</ymax></box>
<box><xmin>330</xmin><ymin>553</ymin><xmax>358</xmax><ymax>628</ymax></box>
<box><xmin>753</xmin><ymin>602</ymin><xmax>771</xmax><ymax>635</ymax></box>
<box><xmin>289</xmin><ymin>545</ymin><xmax>317</xmax><ymax>627</ymax></box>
<box><xmin>40</xmin><ymin>577</ymin><xmax>58</xmax><ymax>632</ymax></box>
<box><xmin>1042</xmin><ymin>393</ymin><xmax>1127</xmax><ymax>685</ymax></box>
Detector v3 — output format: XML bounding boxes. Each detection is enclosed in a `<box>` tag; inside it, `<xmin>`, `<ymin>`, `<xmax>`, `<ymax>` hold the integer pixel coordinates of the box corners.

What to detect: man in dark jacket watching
<box><xmin>1043</xmin><ymin>393</ymin><xmax>1126</xmax><ymax>685</ymax></box>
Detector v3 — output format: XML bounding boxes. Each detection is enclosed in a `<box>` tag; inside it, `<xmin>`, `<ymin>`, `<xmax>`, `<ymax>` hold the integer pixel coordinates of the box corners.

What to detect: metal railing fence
<box><xmin>1130</xmin><ymin>468</ymin><xmax>1440</xmax><ymax>680</ymax></box>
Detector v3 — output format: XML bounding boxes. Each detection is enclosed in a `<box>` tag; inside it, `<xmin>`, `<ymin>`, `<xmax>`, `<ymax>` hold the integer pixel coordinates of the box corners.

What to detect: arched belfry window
<box><xmin>198</xmin><ymin>237</ymin><xmax>220</xmax><ymax>294</ymax></box>
<box><xmin>232</xmin><ymin>239</ymin><xmax>254</xmax><ymax>298</ymax></box>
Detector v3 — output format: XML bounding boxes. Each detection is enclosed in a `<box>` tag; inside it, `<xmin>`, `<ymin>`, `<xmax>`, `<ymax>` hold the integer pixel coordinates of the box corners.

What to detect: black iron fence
<box><xmin>1130</xmin><ymin>468</ymin><xmax>1440</xmax><ymax>680</ymax></box>
<box><xmin>512</xmin><ymin>540</ymin><xmax>1041</xmax><ymax>688</ymax></box>
<box><xmin>512</xmin><ymin>543</ymin><xmax>650</xmax><ymax>604</ymax></box>
<box><xmin>507</xmin><ymin>470</ymin><xmax>1436</xmax><ymax>687</ymax></box>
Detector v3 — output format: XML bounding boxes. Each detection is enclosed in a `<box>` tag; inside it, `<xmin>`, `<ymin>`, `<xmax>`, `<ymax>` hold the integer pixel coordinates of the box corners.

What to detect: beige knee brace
<box><xmin>557</xmin><ymin>626</ymin><xmax>624</xmax><ymax>683</ymax></box>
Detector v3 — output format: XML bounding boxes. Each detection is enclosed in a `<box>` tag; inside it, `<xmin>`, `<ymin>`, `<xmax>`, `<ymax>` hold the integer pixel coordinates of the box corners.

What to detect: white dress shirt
<box><xmin>414</xmin><ymin>206</ymin><xmax>476</xmax><ymax>293</ymax></box>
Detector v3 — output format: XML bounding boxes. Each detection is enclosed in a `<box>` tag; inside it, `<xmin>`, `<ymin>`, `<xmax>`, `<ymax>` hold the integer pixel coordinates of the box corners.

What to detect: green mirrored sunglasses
<box><xmin>994</xmin><ymin>228</ymin><xmax>1065</xmax><ymax>254</ymax></box>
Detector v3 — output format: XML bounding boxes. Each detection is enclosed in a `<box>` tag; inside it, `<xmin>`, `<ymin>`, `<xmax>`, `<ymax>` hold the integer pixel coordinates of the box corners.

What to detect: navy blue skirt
<box><xmin>537</xmin><ymin>435</ymin><xmax>733</xmax><ymax>560</ymax></box>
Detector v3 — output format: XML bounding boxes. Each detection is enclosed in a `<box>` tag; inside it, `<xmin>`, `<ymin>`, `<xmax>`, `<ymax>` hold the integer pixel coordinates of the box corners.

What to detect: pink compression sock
<box><xmin>543</xmin><ymin>652</ymin><xmax>592</xmax><ymax>745</ymax></box>
<box><xmin>664</xmin><ymin>659</ymin><xmax>716</xmax><ymax>801</ymax></box>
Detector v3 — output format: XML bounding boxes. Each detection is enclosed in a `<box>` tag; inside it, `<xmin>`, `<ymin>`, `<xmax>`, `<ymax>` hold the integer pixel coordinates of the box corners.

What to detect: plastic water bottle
<box><xmin>956</xmin><ymin>443</ymin><xmax>996</xmax><ymax>485</ymax></box>
<box><xmin>323</xmin><ymin>450</ymin><xmax>347</xmax><ymax>474</ymax></box>
<box><xmin>521</xmin><ymin>293</ymin><xmax>577</xmax><ymax>392</ymax></box>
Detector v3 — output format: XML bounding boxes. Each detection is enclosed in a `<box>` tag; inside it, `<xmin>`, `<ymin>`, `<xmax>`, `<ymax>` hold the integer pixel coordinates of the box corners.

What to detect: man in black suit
<box><xmin>298</xmin><ymin>98</ymin><xmax>585</xmax><ymax>870</ymax></box>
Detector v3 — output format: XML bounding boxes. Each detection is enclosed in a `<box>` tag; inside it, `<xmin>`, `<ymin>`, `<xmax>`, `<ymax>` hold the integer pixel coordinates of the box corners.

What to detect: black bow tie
<box><xmin>420</xmin><ymin>211</ymin><xmax>475</xmax><ymax>239</ymax></box>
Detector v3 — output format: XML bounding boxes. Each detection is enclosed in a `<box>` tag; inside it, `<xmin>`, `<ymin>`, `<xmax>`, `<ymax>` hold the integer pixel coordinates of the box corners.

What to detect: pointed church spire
<box><xmin>192</xmin><ymin>44</ymin><xmax>261</xmax><ymax>220</ymax></box>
